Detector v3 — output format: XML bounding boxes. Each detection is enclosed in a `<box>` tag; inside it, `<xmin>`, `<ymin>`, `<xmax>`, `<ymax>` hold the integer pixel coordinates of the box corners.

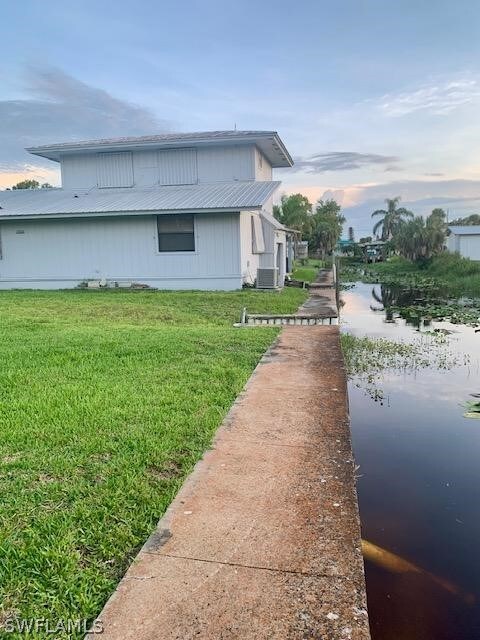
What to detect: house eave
<box><xmin>26</xmin><ymin>131</ymin><xmax>294</xmax><ymax>168</ymax></box>
<box><xmin>0</xmin><ymin>206</ymin><xmax>263</xmax><ymax>222</ymax></box>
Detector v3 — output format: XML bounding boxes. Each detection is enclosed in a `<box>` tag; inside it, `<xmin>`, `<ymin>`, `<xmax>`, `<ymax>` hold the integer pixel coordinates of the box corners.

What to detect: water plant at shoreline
<box><xmin>340</xmin><ymin>332</ymin><xmax>465</xmax><ymax>402</ymax></box>
<box><xmin>340</xmin><ymin>256</ymin><xmax>480</xmax><ymax>327</ymax></box>
<box><xmin>393</xmin><ymin>302</ymin><xmax>480</xmax><ymax>327</ymax></box>
<box><xmin>340</xmin><ymin>253</ymin><xmax>480</xmax><ymax>297</ymax></box>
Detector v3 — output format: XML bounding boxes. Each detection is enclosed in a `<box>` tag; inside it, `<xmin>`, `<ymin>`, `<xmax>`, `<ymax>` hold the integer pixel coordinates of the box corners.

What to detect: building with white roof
<box><xmin>0</xmin><ymin>131</ymin><xmax>294</xmax><ymax>290</ymax></box>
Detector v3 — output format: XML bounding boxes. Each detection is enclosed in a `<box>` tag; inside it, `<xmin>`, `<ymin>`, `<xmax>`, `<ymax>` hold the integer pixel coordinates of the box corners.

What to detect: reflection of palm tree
<box><xmin>370</xmin><ymin>286</ymin><xmax>397</xmax><ymax>322</ymax></box>
<box><xmin>371</xmin><ymin>286</ymin><xmax>397</xmax><ymax>308</ymax></box>
<box><xmin>371</xmin><ymin>197</ymin><xmax>413</xmax><ymax>240</ymax></box>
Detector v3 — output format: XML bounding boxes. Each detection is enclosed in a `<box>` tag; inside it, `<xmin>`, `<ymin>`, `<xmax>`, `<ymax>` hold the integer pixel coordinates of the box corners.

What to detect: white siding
<box><xmin>132</xmin><ymin>150</ymin><xmax>159</xmax><ymax>187</ymax></box>
<box><xmin>0</xmin><ymin>214</ymin><xmax>242</xmax><ymax>290</ymax></box>
<box><xmin>61</xmin><ymin>155</ymin><xmax>97</xmax><ymax>189</ymax></box>
<box><xmin>197</xmin><ymin>145</ymin><xmax>254</xmax><ymax>182</ymax></box>
<box><xmin>259</xmin><ymin>216</ymin><xmax>286</xmax><ymax>280</ymax></box>
<box><xmin>97</xmin><ymin>152</ymin><xmax>134</xmax><ymax>188</ymax></box>
<box><xmin>459</xmin><ymin>235</ymin><xmax>480</xmax><ymax>260</ymax></box>
<box><xmin>446</xmin><ymin>234</ymin><xmax>457</xmax><ymax>253</ymax></box>
<box><xmin>254</xmin><ymin>147</ymin><xmax>273</xmax><ymax>181</ymax></box>
<box><xmin>59</xmin><ymin>145</ymin><xmax>256</xmax><ymax>188</ymax></box>
<box><xmin>239</xmin><ymin>211</ymin><xmax>260</xmax><ymax>285</ymax></box>
<box><xmin>158</xmin><ymin>148</ymin><xmax>197</xmax><ymax>185</ymax></box>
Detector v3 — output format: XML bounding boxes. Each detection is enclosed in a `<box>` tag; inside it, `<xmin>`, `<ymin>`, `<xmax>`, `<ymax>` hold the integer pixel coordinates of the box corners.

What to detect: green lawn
<box><xmin>0</xmin><ymin>287</ymin><xmax>306</xmax><ymax>637</ymax></box>
<box><xmin>292</xmin><ymin>259</ymin><xmax>323</xmax><ymax>283</ymax></box>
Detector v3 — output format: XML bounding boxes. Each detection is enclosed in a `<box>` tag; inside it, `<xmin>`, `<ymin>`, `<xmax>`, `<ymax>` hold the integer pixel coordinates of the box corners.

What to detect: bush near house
<box><xmin>0</xmin><ymin>288</ymin><xmax>306</xmax><ymax>637</ymax></box>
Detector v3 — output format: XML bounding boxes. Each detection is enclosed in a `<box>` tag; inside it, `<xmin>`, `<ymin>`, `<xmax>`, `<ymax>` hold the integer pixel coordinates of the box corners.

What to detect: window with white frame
<box><xmin>157</xmin><ymin>214</ymin><xmax>195</xmax><ymax>252</ymax></box>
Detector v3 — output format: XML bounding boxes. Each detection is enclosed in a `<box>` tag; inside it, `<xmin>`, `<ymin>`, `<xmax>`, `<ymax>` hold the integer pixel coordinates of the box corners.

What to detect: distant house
<box><xmin>447</xmin><ymin>225</ymin><xmax>480</xmax><ymax>261</ymax></box>
<box><xmin>0</xmin><ymin>131</ymin><xmax>295</xmax><ymax>290</ymax></box>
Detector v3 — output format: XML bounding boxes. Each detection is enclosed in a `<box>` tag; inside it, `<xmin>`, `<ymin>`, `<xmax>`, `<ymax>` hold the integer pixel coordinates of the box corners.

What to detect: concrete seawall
<box><xmin>87</xmin><ymin>326</ymin><xmax>370</xmax><ymax>639</ymax></box>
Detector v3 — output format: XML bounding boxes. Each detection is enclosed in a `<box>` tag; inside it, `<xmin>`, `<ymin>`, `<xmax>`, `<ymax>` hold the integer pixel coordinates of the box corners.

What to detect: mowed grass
<box><xmin>0</xmin><ymin>288</ymin><xmax>306</xmax><ymax>636</ymax></box>
<box><xmin>292</xmin><ymin>259</ymin><xmax>323</xmax><ymax>283</ymax></box>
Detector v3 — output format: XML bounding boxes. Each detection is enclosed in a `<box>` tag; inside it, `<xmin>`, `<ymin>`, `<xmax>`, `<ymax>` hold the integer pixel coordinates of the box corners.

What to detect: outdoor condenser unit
<box><xmin>256</xmin><ymin>268</ymin><xmax>278</xmax><ymax>289</ymax></box>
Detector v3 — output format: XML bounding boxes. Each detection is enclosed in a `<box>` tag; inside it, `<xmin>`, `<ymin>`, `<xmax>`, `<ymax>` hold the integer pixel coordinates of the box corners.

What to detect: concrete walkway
<box><xmin>88</xmin><ymin>327</ymin><xmax>370</xmax><ymax>640</ymax></box>
<box><xmin>298</xmin><ymin>268</ymin><xmax>338</xmax><ymax>319</ymax></box>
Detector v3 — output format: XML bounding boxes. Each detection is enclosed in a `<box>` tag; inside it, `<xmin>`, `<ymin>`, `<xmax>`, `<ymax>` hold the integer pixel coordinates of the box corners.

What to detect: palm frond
<box><xmin>372</xmin><ymin>219</ymin><xmax>383</xmax><ymax>234</ymax></box>
<box><xmin>396</xmin><ymin>207</ymin><xmax>414</xmax><ymax>218</ymax></box>
<box><xmin>371</xmin><ymin>209</ymin><xmax>387</xmax><ymax>218</ymax></box>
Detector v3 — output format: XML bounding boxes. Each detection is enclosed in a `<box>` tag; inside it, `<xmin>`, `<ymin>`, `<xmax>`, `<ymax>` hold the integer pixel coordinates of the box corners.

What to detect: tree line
<box><xmin>273</xmin><ymin>194</ymin><xmax>345</xmax><ymax>258</ymax></box>
<box><xmin>370</xmin><ymin>197</ymin><xmax>448</xmax><ymax>262</ymax></box>
<box><xmin>5</xmin><ymin>179</ymin><xmax>53</xmax><ymax>190</ymax></box>
<box><xmin>273</xmin><ymin>192</ymin><xmax>476</xmax><ymax>264</ymax></box>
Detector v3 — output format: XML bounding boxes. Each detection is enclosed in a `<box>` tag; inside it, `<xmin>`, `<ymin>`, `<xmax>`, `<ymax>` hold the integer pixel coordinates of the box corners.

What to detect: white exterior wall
<box><xmin>60</xmin><ymin>145</ymin><xmax>256</xmax><ymax>189</ymax></box>
<box><xmin>196</xmin><ymin>146</ymin><xmax>254</xmax><ymax>182</ymax></box>
<box><xmin>259</xmin><ymin>218</ymin><xmax>287</xmax><ymax>283</ymax></box>
<box><xmin>0</xmin><ymin>213</ymin><xmax>242</xmax><ymax>290</ymax></box>
<box><xmin>254</xmin><ymin>147</ymin><xmax>273</xmax><ymax>181</ymax></box>
<box><xmin>97</xmin><ymin>152</ymin><xmax>134</xmax><ymax>188</ymax></box>
<box><xmin>447</xmin><ymin>233</ymin><xmax>480</xmax><ymax>260</ymax></box>
<box><xmin>61</xmin><ymin>155</ymin><xmax>97</xmax><ymax>189</ymax></box>
<box><xmin>239</xmin><ymin>211</ymin><xmax>261</xmax><ymax>285</ymax></box>
<box><xmin>446</xmin><ymin>234</ymin><xmax>457</xmax><ymax>253</ymax></box>
<box><xmin>458</xmin><ymin>235</ymin><xmax>480</xmax><ymax>260</ymax></box>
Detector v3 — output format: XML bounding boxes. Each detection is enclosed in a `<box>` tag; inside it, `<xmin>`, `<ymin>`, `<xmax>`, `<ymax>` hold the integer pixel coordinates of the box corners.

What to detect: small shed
<box><xmin>447</xmin><ymin>225</ymin><xmax>480</xmax><ymax>260</ymax></box>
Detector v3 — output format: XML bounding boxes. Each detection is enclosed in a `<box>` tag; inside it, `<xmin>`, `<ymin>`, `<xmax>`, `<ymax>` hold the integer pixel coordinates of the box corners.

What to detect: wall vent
<box><xmin>256</xmin><ymin>268</ymin><xmax>278</xmax><ymax>289</ymax></box>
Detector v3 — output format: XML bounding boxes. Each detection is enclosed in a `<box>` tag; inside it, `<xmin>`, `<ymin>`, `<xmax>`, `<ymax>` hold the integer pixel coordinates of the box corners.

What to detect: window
<box><xmin>157</xmin><ymin>214</ymin><xmax>195</xmax><ymax>252</ymax></box>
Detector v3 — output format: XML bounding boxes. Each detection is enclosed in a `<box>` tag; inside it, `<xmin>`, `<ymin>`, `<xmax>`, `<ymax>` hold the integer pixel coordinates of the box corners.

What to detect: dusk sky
<box><xmin>2</xmin><ymin>0</ymin><xmax>480</xmax><ymax>235</ymax></box>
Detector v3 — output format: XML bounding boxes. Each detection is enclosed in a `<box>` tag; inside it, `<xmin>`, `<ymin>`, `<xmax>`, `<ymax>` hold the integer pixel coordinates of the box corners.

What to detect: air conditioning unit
<box><xmin>256</xmin><ymin>268</ymin><xmax>278</xmax><ymax>289</ymax></box>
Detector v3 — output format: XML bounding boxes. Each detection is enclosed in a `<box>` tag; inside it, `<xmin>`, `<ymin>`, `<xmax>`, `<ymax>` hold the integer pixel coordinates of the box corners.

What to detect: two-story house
<box><xmin>0</xmin><ymin>131</ymin><xmax>294</xmax><ymax>290</ymax></box>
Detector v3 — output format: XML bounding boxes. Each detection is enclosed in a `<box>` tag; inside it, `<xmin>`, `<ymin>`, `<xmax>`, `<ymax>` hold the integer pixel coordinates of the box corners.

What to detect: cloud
<box><xmin>423</xmin><ymin>172</ymin><xmax>445</xmax><ymax>177</ymax></box>
<box><xmin>0</xmin><ymin>66</ymin><xmax>168</xmax><ymax>175</ymax></box>
<box><xmin>281</xmin><ymin>178</ymin><xmax>480</xmax><ymax>236</ymax></box>
<box><xmin>289</xmin><ymin>151</ymin><xmax>399</xmax><ymax>173</ymax></box>
<box><xmin>378</xmin><ymin>75</ymin><xmax>480</xmax><ymax>117</ymax></box>
<box><xmin>323</xmin><ymin>179</ymin><xmax>480</xmax><ymax>236</ymax></box>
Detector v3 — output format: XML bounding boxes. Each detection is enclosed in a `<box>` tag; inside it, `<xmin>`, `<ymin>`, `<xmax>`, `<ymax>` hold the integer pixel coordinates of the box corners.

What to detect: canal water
<box><xmin>341</xmin><ymin>282</ymin><xmax>480</xmax><ymax>640</ymax></box>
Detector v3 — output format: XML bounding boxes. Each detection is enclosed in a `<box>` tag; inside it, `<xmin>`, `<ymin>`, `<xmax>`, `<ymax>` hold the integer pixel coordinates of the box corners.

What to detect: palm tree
<box><xmin>371</xmin><ymin>197</ymin><xmax>413</xmax><ymax>240</ymax></box>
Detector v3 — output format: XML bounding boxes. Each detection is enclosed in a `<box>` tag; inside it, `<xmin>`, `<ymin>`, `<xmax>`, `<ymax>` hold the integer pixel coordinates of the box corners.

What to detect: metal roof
<box><xmin>260</xmin><ymin>210</ymin><xmax>289</xmax><ymax>232</ymax></box>
<box><xmin>0</xmin><ymin>181</ymin><xmax>281</xmax><ymax>220</ymax></box>
<box><xmin>448</xmin><ymin>225</ymin><xmax>480</xmax><ymax>235</ymax></box>
<box><xmin>27</xmin><ymin>130</ymin><xmax>293</xmax><ymax>168</ymax></box>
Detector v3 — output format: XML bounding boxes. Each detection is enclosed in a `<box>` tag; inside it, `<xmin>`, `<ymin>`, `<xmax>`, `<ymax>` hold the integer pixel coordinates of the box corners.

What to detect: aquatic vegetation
<box><xmin>340</xmin><ymin>254</ymin><xmax>480</xmax><ymax>297</ymax></box>
<box><xmin>393</xmin><ymin>302</ymin><xmax>480</xmax><ymax>327</ymax></box>
<box><xmin>341</xmin><ymin>264</ymin><xmax>442</xmax><ymax>290</ymax></box>
<box><xmin>340</xmin><ymin>260</ymin><xmax>480</xmax><ymax>326</ymax></box>
<box><xmin>464</xmin><ymin>398</ymin><xmax>480</xmax><ymax>420</ymax></box>
<box><xmin>340</xmin><ymin>332</ymin><xmax>462</xmax><ymax>401</ymax></box>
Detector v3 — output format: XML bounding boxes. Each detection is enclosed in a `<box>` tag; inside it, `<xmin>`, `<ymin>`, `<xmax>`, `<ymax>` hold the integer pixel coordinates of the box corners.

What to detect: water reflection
<box><xmin>342</xmin><ymin>282</ymin><xmax>480</xmax><ymax>640</ymax></box>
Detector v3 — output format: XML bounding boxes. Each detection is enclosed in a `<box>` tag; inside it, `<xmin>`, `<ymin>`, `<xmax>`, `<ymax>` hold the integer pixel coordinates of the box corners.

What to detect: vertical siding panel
<box><xmin>61</xmin><ymin>155</ymin><xmax>97</xmax><ymax>189</ymax></box>
<box><xmin>133</xmin><ymin>151</ymin><xmax>159</xmax><ymax>187</ymax></box>
<box><xmin>197</xmin><ymin>146</ymin><xmax>254</xmax><ymax>182</ymax></box>
<box><xmin>0</xmin><ymin>213</ymin><xmax>241</xmax><ymax>289</ymax></box>
<box><xmin>97</xmin><ymin>153</ymin><xmax>134</xmax><ymax>188</ymax></box>
<box><xmin>254</xmin><ymin>147</ymin><xmax>273</xmax><ymax>181</ymax></box>
<box><xmin>157</xmin><ymin>149</ymin><xmax>197</xmax><ymax>185</ymax></box>
<box><xmin>60</xmin><ymin>146</ymin><xmax>256</xmax><ymax>188</ymax></box>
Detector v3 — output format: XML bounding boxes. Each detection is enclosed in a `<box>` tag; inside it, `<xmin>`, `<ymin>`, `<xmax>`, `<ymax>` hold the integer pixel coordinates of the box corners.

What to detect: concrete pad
<box><xmin>87</xmin><ymin>327</ymin><xmax>370</xmax><ymax>639</ymax></box>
